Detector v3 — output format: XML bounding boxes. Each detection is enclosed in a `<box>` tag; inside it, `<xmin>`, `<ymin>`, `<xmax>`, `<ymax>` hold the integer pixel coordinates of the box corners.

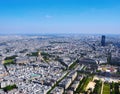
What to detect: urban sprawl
<box><xmin>0</xmin><ymin>35</ymin><xmax>120</xmax><ymax>94</ymax></box>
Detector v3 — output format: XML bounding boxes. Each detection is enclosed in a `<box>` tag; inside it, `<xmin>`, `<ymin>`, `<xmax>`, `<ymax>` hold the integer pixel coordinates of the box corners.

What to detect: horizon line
<box><xmin>0</xmin><ymin>33</ymin><xmax>120</xmax><ymax>36</ymax></box>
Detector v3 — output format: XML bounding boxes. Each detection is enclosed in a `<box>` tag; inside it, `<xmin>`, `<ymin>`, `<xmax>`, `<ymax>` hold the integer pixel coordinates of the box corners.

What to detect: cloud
<box><xmin>45</xmin><ymin>15</ymin><xmax>52</xmax><ymax>19</ymax></box>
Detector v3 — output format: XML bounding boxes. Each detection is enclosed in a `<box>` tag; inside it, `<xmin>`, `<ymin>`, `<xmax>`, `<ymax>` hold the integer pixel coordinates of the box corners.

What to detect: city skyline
<box><xmin>0</xmin><ymin>0</ymin><xmax>120</xmax><ymax>34</ymax></box>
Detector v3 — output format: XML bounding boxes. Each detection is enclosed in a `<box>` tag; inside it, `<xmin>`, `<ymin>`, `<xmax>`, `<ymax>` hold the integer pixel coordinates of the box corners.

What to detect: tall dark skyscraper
<box><xmin>101</xmin><ymin>35</ymin><xmax>106</xmax><ymax>46</ymax></box>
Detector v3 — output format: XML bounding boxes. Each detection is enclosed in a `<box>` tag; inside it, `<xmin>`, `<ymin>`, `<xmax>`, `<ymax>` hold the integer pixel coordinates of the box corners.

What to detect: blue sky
<box><xmin>0</xmin><ymin>0</ymin><xmax>120</xmax><ymax>34</ymax></box>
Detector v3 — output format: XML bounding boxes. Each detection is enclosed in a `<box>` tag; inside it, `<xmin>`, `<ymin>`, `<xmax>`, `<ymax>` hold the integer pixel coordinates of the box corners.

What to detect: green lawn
<box><xmin>75</xmin><ymin>76</ymin><xmax>93</xmax><ymax>93</ymax></box>
<box><xmin>47</xmin><ymin>72</ymin><xmax>69</xmax><ymax>94</ymax></box>
<box><xmin>69</xmin><ymin>62</ymin><xmax>77</xmax><ymax>70</ymax></box>
<box><xmin>103</xmin><ymin>83</ymin><xmax>110</xmax><ymax>94</ymax></box>
<box><xmin>114</xmin><ymin>83</ymin><xmax>119</xmax><ymax>94</ymax></box>
<box><xmin>5</xmin><ymin>55</ymin><xmax>17</xmax><ymax>60</ymax></box>
<box><xmin>93</xmin><ymin>80</ymin><xmax>102</xmax><ymax>94</ymax></box>
<box><xmin>111</xmin><ymin>82</ymin><xmax>115</xmax><ymax>94</ymax></box>
<box><xmin>75</xmin><ymin>77</ymin><xmax>85</xmax><ymax>93</ymax></box>
<box><xmin>4</xmin><ymin>59</ymin><xmax>15</xmax><ymax>65</ymax></box>
<box><xmin>4</xmin><ymin>59</ymin><xmax>13</xmax><ymax>63</ymax></box>
<box><xmin>2</xmin><ymin>84</ymin><xmax>17</xmax><ymax>92</ymax></box>
<box><xmin>27</xmin><ymin>52</ymin><xmax>39</xmax><ymax>56</ymax></box>
<box><xmin>82</xmin><ymin>77</ymin><xmax>93</xmax><ymax>92</ymax></box>
<box><xmin>69</xmin><ymin>59</ymin><xmax>79</xmax><ymax>70</ymax></box>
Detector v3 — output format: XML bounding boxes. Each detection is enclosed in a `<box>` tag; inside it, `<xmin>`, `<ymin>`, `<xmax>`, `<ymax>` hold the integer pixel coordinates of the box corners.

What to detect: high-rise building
<box><xmin>101</xmin><ymin>35</ymin><xmax>106</xmax><ymax>46</ymax></box>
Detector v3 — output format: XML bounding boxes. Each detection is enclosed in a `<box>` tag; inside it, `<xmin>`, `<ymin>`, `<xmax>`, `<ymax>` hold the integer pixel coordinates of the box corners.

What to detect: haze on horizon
<box><xmin>0</xmin><ymin>0</ymin><xmax>120</xmax><ymax>35</ymax></box>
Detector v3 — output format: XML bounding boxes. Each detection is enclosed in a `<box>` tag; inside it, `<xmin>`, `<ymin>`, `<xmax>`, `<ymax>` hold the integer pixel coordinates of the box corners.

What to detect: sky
<box><xmin>0</xmin><ymin>0</ymin><xmax>120</xmax><ymax>34</ymax></box>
